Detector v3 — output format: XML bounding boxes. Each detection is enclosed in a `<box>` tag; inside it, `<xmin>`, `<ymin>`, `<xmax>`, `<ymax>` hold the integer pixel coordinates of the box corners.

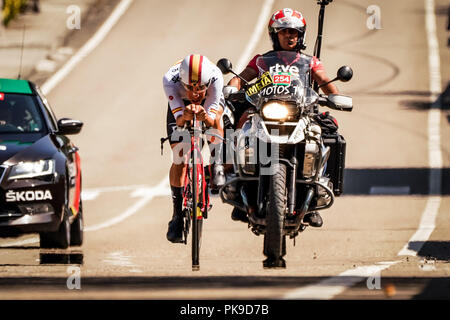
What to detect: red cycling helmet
<box><xmin>268</xmin><ymin>8</ymin><xmax>307</xmax><ymax>51</ymax></box>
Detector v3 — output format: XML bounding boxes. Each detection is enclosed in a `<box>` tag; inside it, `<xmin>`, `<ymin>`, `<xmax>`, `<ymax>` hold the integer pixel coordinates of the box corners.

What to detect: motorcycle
<box><xmin>217</xmin><ymin>51</ymin><xmax>353</xmax><ymax>268</ymax></box>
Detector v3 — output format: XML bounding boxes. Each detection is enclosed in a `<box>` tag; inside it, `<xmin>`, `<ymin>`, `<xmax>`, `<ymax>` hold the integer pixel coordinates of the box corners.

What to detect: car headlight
<box><xmin>262</xmin><ymin>102</ymin><xmax>289</xmax><ymax>120</ymax></box>
<box><xmin>8</xmin><ymin>160</ymin><xmax>55</xmax><ymax>180</ymax></box>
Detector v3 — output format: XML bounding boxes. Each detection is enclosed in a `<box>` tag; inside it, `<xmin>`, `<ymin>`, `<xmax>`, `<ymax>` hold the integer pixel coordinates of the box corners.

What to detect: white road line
<box><xmin>83</xmin><ymin>184</ymin><xmax>149</xmax><ymax>194</ymax></box>
<box><xmin>0</xmin><ymin>237</ymin><xmax>40</xmax><ymax>248</ymax></box>
<box><xmin>284</xmin><ymin>0</ymin><xmax>443</xmax><ymax>299</ymax></box>
<box><xmin>81</xmin><ymin>190</ymin><xmax>100</xmax><ymax>201</ymax></box>
<box><xmin>0</xmin><ymin>179</ymin><xmax>169</xmax><ymax>247</ymax></box>
<box><xmin>40</xmin><ymin>0</ymin><xmax>134</xmax><ymax>95</ymax></box>
<box><xmin>284</xmin><ymin>261</ymin><xmax>399</xmax><ymax>300</ymax></box>
<box><xmin>398</xmin><ymin>0</ymin><xmax>442</xmax><ymax>257</ymax></box>
<box><xmin>84</xmin><ymin>177</ymin><xmax>169</xmax><ymax>232</ymax></box>
<box><xmin>235</xmin><ymin>0</ymin><xmax>274</xmax><ymax>72</ymax></box>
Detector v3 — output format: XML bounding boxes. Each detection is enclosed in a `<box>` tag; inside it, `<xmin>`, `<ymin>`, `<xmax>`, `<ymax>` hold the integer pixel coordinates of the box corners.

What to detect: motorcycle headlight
<box><xmin>8</xmin><ymin>160</ymin><xmax>55</xmax><ymax>180</ymax></box>
<box><xmin>262</xmin><ymin>102</ymin><xmax>289</xmax><ymax>120</ymax></box>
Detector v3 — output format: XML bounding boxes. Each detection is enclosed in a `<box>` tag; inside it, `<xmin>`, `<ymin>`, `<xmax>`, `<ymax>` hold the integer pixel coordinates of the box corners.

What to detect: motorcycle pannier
<box><xmin>323</xmin><ymin>134</ymin><xmax>347</xmax><ymax>196</ymax></box>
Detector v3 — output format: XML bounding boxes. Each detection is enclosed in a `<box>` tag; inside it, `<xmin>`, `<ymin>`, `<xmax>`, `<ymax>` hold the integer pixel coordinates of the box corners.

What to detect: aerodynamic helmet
<box><xmin>268</xmin><ymin>8</ymin><xmax>307</xmax><ymax>51</ymax></box>
<box><xmin>179</xmin><ymin>54</ymin><xmax>215</xmax><ymax>91</ymax></box>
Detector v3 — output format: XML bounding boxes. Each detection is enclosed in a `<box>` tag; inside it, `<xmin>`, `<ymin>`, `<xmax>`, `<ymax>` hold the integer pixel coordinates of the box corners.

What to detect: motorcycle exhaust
<box><xmin>298</xmin><ymin>187</ymin><xmax>315</xmax><ymax>224</ymax></box>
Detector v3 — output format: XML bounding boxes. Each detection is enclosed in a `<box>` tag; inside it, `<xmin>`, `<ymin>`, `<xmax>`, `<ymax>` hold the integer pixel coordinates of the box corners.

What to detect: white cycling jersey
<box><xmin>163</xmin><ymin>60</ymin><xmax>224</xmax><ymax>121</ymax></box>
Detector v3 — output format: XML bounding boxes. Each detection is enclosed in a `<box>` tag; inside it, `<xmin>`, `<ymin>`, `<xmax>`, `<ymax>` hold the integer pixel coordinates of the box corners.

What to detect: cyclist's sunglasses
<box><xmin>182</xmin><ymin>82</ymin><xmax>209</xmax><ymax>92</ymax></box>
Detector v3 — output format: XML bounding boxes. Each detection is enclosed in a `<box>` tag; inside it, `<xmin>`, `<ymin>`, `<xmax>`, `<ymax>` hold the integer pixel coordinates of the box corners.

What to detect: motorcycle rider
<box><xmin>227</xmin><ymin>8</ymin><xmax>339</xmax><ymax>228</ymax></box>
<box><xmin>163</xmin><ymin>54</ymin><xmax>226</xmax><ymax>243</ymax></box>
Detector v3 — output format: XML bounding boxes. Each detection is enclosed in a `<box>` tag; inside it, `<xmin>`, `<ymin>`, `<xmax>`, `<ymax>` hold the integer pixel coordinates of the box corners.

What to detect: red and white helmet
<box><xmin>268</xmin><ymin>8</ymin><xmax>307</xmax><ymax>50</ymax></box>
<box><xmin>179</xmin><ymin>54</ymin><xmax>215</xmax><ymax>91</ymax></box>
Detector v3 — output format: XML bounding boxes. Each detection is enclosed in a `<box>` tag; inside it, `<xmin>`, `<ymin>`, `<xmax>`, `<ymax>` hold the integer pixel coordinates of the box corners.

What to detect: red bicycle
<box><xmin>161</xmin><ymin>114</ymin><xmax>211</xmax><ymax>271</ymax></box>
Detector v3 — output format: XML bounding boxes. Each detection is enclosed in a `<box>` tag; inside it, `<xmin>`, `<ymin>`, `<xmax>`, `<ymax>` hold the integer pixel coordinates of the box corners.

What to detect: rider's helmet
<box><xmin>179</xmin><ymin>54</ymin><xmax>215</xmax><ymax>92</ymax></box>
<box><xmin>268</xmin><ymin>8</ymin><xmax>307</xmax><ymax>51</ymax></box>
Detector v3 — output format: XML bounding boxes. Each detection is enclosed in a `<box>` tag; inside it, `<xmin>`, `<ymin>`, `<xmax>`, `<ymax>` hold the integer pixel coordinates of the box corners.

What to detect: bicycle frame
<box><xmin>182</xmin><ymin>115</ymin><xmax>209</xmax><ymax>271</ymax></box>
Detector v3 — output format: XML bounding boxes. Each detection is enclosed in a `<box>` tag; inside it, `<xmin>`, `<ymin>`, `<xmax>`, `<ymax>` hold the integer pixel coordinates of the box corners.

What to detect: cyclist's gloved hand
<box><xmin>196</xmin><ymin>106</ymin><xmax>208</xmax><ymax>121</ymax></box>
<box><xmin>183</xmin><ymin>104</ymin><xmax>196</xmax><ymax>121</ymax></box>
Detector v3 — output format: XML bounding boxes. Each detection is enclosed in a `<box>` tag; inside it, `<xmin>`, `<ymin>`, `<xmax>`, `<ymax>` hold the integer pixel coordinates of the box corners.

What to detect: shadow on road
<box><xmin>0</xmin><ymin>275</ymin><xmax>448</xmax><ymax>299</ymax></box>
<box><xmin>409</xmin><ymin>241</ymin><xmax>450</xmax><ymax>262</ymax></box>
<box><xmin>343</xmin><ymin>168</ymin><xmax>450</xmax><ymax>195</ymax></box>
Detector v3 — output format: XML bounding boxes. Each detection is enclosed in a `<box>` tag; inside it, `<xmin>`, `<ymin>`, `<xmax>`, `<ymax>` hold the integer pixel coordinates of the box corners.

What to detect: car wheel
<box><xmin>40</xmin><ymin>172</ymin><xmax>71</xmax><ymax>249</ymax></box>
<box><xmin>70</xmin><ymin>200</ymin><xmax>83</xmax><ymax>246</ymax></box>
<box><xmin>39</xmin><ymin>209</ymin><xmax>70</xmax><ymax>249</ymax></box>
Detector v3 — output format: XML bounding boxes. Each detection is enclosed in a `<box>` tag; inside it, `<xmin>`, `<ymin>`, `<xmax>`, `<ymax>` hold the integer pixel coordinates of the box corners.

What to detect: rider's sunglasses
<box><xmin>182</xmin><ymin>82</ymin><xmax>208</xmax><ymax>92</ymax></box>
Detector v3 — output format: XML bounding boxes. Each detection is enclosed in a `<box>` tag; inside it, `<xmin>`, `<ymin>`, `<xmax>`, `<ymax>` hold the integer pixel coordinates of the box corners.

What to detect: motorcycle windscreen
<box><xmin>245</xmin><ymin>51</ymin><xmax>318</xmax><ymax>108</ymax></box>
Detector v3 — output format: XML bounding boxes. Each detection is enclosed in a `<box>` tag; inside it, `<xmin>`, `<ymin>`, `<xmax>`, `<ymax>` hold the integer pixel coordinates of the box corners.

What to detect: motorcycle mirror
<box><xmin>217</xmin><ymin>58</ymin><xmax>233</xmax><ymax>75</ymax></box>
<box><xmin>217</xmin><ymin>58</ymin><xmax>250</xmax><ymax>86</ymax></box>
<box><xmin>337</xmin><ymin>66</ymin><xmax>353</xmax><ymax>82</ymax></box>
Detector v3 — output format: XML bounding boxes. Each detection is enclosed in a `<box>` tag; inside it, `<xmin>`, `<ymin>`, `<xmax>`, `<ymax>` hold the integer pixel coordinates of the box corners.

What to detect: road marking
<box><xmin>0</xmin><ymin>237</ymin><xmax>39</xmax><ymax>248</ymax></box>
<box><xmin>235</xmin><ymin>0</ymin><xmax>274</xmax><ymax>72</ymax></box>
<box><xmin>369</xmin><ymin>186</ymin><xmax>410</xmax><ymax>195</ymax></box>
<box><xmin>284</xmin><ymin>261</ymin><xmax>400</xmax><ymax>299</ymax></box>
<box><xmin>284</xmin><ymin>0</ymin><xmax>443</xmax><ymax>299</ymax></box>
<box><xmin>0</xmin><ymin>179</ymin><xmax>170</xmax><ymax>247</ymax></box>
<box><xmin>84</xmin><ymin>178</ymin><xmax>169</xmax><ymax>232</ymax></box>
<box><xmin>398</xmin><ymin>0</ymin><xmax>442</xmax><ymax>257</ymax></box>
<box><xmin>40</xmin><ymin>0</ymin><xmax>134</xmax><ymax>95</ymax></box>
<box><xmin>81</xmin><ymin>190</ymin><xmax>100</xmax><ymax>201</ymax></box>
<box><xmin>397</xmin><ymin>196</ymin><xmax>440</xmax><ymax>256</ymax></box>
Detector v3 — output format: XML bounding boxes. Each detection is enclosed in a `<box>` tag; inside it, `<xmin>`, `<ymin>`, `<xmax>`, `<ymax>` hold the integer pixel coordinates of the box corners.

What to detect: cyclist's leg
<box><xmin>166</xmin><ymin>105</ymin><xmax>189</xmax><ymax>243</ymax></box>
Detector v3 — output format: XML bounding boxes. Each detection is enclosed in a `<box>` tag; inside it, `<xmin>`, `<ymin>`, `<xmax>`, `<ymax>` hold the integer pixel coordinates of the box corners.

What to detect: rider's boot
<box><xmin>231</xmin><ymin>207</ymin><xmax>249</xmax><ymax>223</ymax></box>
<box><xmin>166</xmin><ymin>186</ymin><xmax>184</xmax><ymax>243</ymax></box>
<box><xmin>210</xmin><ymin>163</ymin><xmax>226</xmax><ymax>192</ymax></box>
<box><xmin>303</xmin><ymin>211</ymin><xmax>323</xmax><ymax>228</ymax></box>
<box><xmin>209</xmin><ymin>142</ymin><xmax>226</xmax><ymax>192</ymax></box>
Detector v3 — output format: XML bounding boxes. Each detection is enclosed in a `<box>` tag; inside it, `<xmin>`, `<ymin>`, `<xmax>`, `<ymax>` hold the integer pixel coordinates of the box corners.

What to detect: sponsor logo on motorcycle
<box><xmin>269</xmin><ymin>64</ymin><xmax>300</xmax><ymax>75</ymax></box>
<box><xmin>6</xmin><ymin>190</ymin><xmax>53</xmax><ymax>202</ymax></box>
<box><xmin>246</xmin><ymin>71</ymin><xmax>273</xmax><ymax>97</ymax></box>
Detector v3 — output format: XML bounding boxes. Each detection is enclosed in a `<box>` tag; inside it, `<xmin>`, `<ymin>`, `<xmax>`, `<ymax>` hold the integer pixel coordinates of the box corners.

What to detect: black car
<box><xmin>0</xmin><ymin>78</ymin><xmax>83</xmax><ymax>248</ymax></box>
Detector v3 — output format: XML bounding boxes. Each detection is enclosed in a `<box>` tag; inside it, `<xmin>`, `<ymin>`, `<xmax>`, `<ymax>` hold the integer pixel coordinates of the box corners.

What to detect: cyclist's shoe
<box><xmin>303</xmin><ymin>212</ymin><xmax>323</xmax><ymax>228</ymax></box>
<box><xmin>166</xmin><ymin>212</ymin><xmax>184</xmax><ymax>243</ymax></box>
<box><xmin>231</xmin><ymin>207</ymin><xmax>248</xmax><ymax>223</ymax></box>
<box><xmin>210</xmin><ymin>164</ymin><xmax>226</xmax><ymax>192</ymax></box>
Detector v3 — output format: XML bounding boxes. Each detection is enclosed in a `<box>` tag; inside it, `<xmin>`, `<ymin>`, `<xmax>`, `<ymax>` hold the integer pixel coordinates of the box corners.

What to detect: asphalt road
<box><xmin>0</xmin><ymin>0</ymin><xmax>448</xmax><ymax>301</ymax></box>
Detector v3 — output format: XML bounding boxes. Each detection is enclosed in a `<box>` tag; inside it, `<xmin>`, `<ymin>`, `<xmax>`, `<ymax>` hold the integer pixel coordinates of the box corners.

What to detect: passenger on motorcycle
<box><xmin>227</xmin><ymin>8</ymin><xmax>339</xmax><ymax>228</ymax></box>
<box><xmin>163</xmin><ymin>54</ymin><xmax>226</xmax><ymax>243</ymax></box>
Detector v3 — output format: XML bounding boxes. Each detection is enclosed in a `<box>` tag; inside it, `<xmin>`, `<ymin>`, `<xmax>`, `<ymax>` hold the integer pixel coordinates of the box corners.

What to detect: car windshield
<box><xmin>0</xmin><ymin>93</ymin><xmax>46</xmax><ymax>133</ymax></box>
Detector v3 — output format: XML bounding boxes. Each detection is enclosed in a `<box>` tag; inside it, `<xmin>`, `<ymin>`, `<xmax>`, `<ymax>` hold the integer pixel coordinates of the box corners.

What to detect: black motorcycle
<box><xmin>217</xmin><ymin>50</ymin><xmax>353</xmax><ymax>268</ymax></box>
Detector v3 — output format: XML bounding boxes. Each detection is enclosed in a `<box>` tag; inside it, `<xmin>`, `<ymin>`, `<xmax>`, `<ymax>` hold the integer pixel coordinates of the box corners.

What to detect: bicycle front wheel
<box><xmin>191</xmin><ymin>149</ymin><xmax>203</xmax><ymax>271</ymax></box>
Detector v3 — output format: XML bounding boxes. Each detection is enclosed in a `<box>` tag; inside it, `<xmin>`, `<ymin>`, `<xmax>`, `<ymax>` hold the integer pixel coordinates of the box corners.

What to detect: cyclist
<box><xmin>227</xmin><ymin>8</ymin><xmax>339</xmax><ymax>228</ymax></box>
<box><xmin>163</xmin><ymin>54</ymin><xmax>226</xmax><ymax>243</ymax></box>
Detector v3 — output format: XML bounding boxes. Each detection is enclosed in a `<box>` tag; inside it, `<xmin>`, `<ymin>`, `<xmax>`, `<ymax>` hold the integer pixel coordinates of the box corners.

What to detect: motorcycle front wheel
<box><xmin>263</xmin><ymin>162</ymin><xmax>287</xmax><ymax>268</ymax></box>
